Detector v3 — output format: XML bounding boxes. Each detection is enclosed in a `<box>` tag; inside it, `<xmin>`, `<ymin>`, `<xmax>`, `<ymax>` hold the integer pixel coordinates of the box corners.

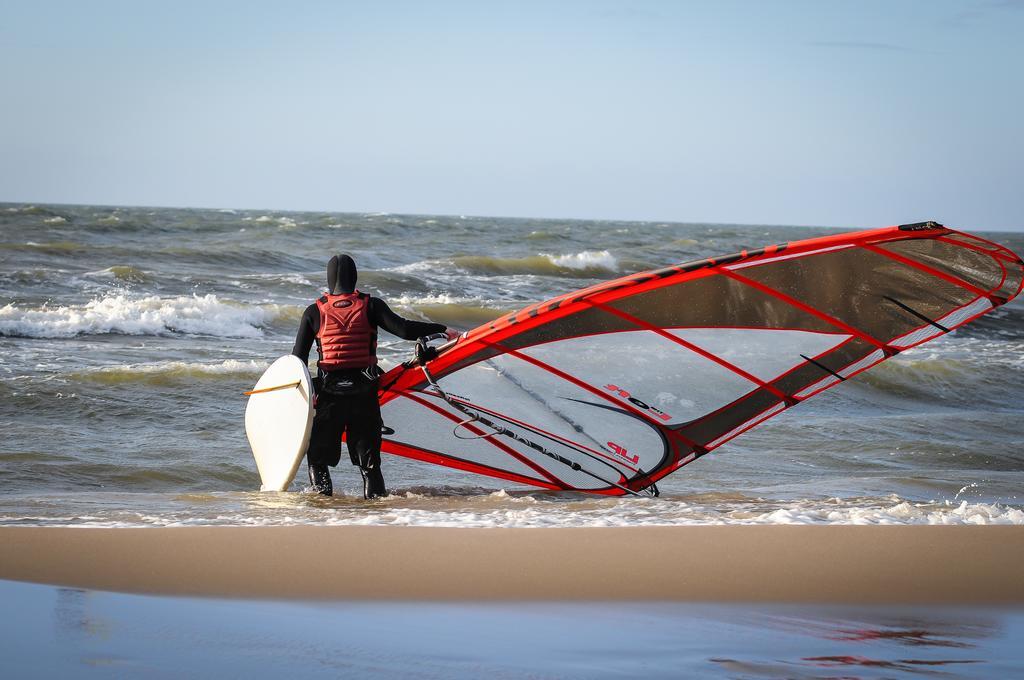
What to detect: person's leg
<box><xmin>345</xmin><ymin>391</ymin><xmax>386</xmax><ymax>499</ymax></box>
<box><xmin>307</xmin><ymin>463</ymin><xmax>333</xmax><ymax>496</ymax></box>
<box><xmin>360</xmin><ymin>464</ymin><xmax>386</xmax><ymax>500</ymax></box>
<box><xmin>305</xmin><ymin>393</ymin><xmax>346</xmax><ymax>496</ymax></box>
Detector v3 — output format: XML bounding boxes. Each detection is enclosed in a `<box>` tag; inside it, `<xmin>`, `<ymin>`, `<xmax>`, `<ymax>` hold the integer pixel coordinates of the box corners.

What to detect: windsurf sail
<box><xmin>377</xmin><ymin>222</ymin><xmax>1024</xmax><ymax>495</ymax></box>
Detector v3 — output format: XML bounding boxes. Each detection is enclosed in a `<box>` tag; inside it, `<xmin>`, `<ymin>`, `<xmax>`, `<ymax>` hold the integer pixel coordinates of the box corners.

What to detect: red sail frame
<box><xmin>377</xmin><ymin>223</ymin><xmax>1024</xmax><ymax>494</ymax></box>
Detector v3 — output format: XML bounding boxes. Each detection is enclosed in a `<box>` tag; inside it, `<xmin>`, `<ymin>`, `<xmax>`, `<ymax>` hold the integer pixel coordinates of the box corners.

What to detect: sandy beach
<box><xmin>2</xmin><ymin>525</ymin><xmax>1021</xmax><ymax>604</ymax></box>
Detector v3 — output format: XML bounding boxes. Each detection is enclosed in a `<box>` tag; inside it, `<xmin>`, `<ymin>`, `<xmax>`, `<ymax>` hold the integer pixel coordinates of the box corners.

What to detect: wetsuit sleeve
<box><xmin>291</xmin><ymin>303</ymin><xmax>320</xmax><ymax>361</ymax></box>
<box><xmin>370</xmin><ymin>297</ymin><xmax>447</xmax><ymax>341</ymax></box>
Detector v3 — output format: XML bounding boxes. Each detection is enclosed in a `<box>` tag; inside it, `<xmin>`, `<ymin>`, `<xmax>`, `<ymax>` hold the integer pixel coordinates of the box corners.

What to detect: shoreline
<box><xmin>2</xmin><ymin>525</ymin><xmax>1022</xmax><ymax>603</ymax></box>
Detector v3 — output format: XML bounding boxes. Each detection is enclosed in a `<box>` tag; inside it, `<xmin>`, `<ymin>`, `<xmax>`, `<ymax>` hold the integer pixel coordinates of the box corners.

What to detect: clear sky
<box><xmin>1</xmin><ymin>0</ymin><xmax>1021</xmax><ymax>229</ymax></box>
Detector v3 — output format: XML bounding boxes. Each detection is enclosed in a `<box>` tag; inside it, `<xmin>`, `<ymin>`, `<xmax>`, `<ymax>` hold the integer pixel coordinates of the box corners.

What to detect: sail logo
<box><xmin>603</xmin><ymin>384</ymin><xmax>672</xmax><ymax>422</ymax></box>
<box><xmin>606</xmin><ymin>441</ymin><xmax>639</xmax><ymax>464</ymax></box>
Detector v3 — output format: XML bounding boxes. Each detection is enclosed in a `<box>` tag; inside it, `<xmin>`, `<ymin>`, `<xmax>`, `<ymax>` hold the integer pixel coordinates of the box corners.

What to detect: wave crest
<box><xmin>451</xmin><ymin>250</ymin><xmax>617</xmax><ymax>277</ymax></box>
<box><xmin>72</xmin><ymin>359</ymin><xmax>268</xmax><ymax>385</ymax></box>
<box><xmin>390</xmin><ymin>293</ymin><xmax>508</xmax><ymax>326</ymax></box>
<box><xmin>88</xmin><ymin>265</ymin><xmax>150</xmax><ymax>283</ymax></box>
<box><xmin>0</xmin><ymin>294</ymin><xmax>286</xmax><ymax>338</ymax></box>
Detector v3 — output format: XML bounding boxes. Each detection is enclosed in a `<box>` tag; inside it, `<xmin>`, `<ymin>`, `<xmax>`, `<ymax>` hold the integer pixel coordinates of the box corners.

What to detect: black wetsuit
<box><xmin>292</xmin><ymin>296</ymin><xmax>445</xmax><ymax>481</ymax></box>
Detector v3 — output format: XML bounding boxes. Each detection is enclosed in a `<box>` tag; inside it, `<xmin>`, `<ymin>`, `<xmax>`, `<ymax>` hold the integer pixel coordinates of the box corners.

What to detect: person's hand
<box><xmin>444</xmin><ymin>328</ymin><xmax>461</xmax><ymax>342</ymax></box>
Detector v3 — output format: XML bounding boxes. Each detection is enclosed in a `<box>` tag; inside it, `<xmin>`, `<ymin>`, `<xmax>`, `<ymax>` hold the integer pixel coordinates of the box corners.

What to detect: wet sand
<box><xmin>8</xmin><ymin>578</ymin><xmax>1021</xmax><ymax>679</ymax></box>
<box><xmin>1</xmin><ymin>525</ymin><xmax>1021</xmax><ymax>603</ymax></box>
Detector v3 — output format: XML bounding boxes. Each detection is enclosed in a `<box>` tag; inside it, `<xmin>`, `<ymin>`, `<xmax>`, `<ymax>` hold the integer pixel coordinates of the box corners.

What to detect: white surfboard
<box><xmin>244</xmin><ymin>355</ymin><xmax>314</xmax><ymax>491</ymax></box>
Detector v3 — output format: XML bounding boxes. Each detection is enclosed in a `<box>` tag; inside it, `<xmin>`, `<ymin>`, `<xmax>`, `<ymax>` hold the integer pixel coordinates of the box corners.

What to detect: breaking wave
<box><xmin>86</xmin><ymin>265</ymin><xmax>151</xmax><ymax>283</ymax></box>
<box><xmin>390</xmin><ymin>293</ymin><xmax>508</xmax><ymax>326</ymax></box>
<box><xmin>3</xmin><ymin>493</ymin><xmax>1021</xmax><ymax>528</ymax></box>
<box><xmin>0</xmin><ymin>294</ymin><xmax>291</xmax><ymax>338</ymax></box>
<box><xmin>852</xmin><ymin>337</ymin><xmax>1024</xmax><ymax>406</ymax></box>
<box><xmin>242</xmin><ymin>214</ymin><xmax>301</xmax><ymax>229</ymax></box>
<box><xmin>546</xmin><ymin>250</ymin><xmax>618</xmax><ymax>270</ymax></box>
<box><xmin>71</xmin><ymin>359</ymin><xmax>268</xmax><ymax>385</ymax></box>
<box><xmin>451</xmin><ymin>250</ymin><xmax>618</xmax><ymax>277</ymax></box>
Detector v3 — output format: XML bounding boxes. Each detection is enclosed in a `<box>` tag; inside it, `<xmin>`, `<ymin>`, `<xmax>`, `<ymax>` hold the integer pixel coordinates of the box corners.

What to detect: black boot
<box><xmin>360</xmin><ymin>466</ymin><xmax>387</xmax><ymax>500</ymax></box>
<box><xmin>308</xmin><ymin>464</ymin><xmax>333</xmax><ymax>496</ymax></box>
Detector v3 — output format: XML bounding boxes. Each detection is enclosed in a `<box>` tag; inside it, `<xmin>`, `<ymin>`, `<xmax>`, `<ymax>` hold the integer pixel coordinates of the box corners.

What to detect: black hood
<box><xmin>327</xmin><ymin>253</ymin><xmax>357</xmax><ymax>294</ymax></box>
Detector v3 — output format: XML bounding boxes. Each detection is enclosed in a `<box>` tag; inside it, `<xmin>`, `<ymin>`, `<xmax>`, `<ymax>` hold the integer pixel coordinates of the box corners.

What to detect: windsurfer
<box><xmin>292</xmin><ymin>254</ymin><xmax>457</xmax><ymax>498</ymax></box>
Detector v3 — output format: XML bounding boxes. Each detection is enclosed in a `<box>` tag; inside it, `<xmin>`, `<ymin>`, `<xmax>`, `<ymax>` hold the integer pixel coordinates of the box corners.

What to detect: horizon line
<box><xmin>4</xmin><ymin>198</ymin><xmax>999</xmax><ymax>233</ymax></box>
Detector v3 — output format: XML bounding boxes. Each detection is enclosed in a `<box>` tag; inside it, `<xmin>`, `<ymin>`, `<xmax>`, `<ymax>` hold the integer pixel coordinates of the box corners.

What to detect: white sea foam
<box><xmin>388</xmin><ymin>259</ymin><xmax>436</xmax><ymax>274</ymax></box>
<box><xmin>242</xmin><ymin>215</ymin><xmax>298</xmax><ymax>228</ymax></box>
<box><xmin>4</xmin><ymin>495</ymin><xmax>1021</xmax><ymax>528</ymax></box>
<box><xmin>42</xmin><ymin>216</ymin><xmax>66</xmax><ymax>224</ymax></box>
<box><xmin>0</xmin><ymin>294</ymin><xmax>279</xmax><ymax>338</ymax></box>
<box><xmin>334</xmin><ymin>498</ymin><xmax>1022</xmax><ymax>528</ymax></box>
<box><xmin>243</xmin><ymin>272</ymin><xmax>315</xmax><ymax>286</ymax></box>
<box><xmin>91</xmin><ymin>359</ymin><xmax>268</xmax><ymax>377</ymax></box>
<box><xmin>746</xmin><ymin>500</ymin><xmax>1024</xmax><ymax>526</ymax></box>
<box><xmin>393</xmin><ymin>250</ymin><xmax>618</xmax><ymax>276</ymax></box>
<box><xmin>391</xmin><ymin>292</ymin><xmax>485</xmax><ymax>306</ymax></box>
<box><xmin>544</xmin><ymin>250</ymin><xmax>618</xmax><ymax>271</ymax></box>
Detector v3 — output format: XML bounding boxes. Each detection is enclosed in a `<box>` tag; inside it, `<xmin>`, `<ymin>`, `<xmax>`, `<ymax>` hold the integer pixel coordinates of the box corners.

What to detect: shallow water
<box><xmin>2</xmin><ymin>580</ymin><xmax>1023</xmax><ymax>679</ymax></box>
<box><xmin>1</xmin><ymin>203</ymin><xmax>1022</xmax><ymax>526</ymax></box>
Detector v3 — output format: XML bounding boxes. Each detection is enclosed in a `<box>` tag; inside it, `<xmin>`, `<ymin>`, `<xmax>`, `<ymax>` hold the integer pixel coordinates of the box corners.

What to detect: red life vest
<box><xmin>315</xmin><ymin>291</ymin><xmax>377</xmax><ymax>371</ymax></box>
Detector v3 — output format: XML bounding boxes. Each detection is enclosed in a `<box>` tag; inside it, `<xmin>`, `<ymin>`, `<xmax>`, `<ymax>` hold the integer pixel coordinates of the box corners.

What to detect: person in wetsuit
<box><xmin>293</xmin><ymin>254</ymin><xmax>456</xmax><ymax>499</ymax></box>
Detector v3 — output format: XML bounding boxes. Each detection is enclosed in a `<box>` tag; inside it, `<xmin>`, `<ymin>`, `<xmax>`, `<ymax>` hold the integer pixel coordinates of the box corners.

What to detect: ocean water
<box><xmin>1</xmin><ymin>203</ymin><xmax>1022</xmax><ymax>527</ymax></box>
